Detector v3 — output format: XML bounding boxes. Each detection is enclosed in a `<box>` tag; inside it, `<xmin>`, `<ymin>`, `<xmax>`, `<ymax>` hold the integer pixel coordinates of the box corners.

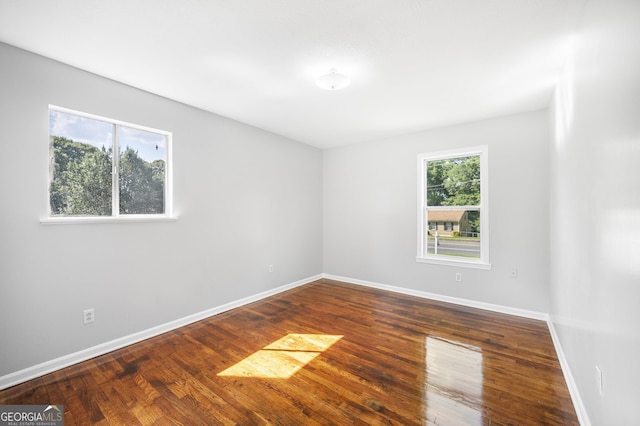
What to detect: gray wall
<box><xmin>323</xmin><ymin>110</ymin><xmax>551</xmax><ymax>312</ymax></box>
<box><xmin>0</xmin><ymin>43</ymin><xmax>323</xmax><ymax>376</ymax></box>
<box><xmin>549</xmin><ymin>0</ymin><xmax>640</xmax><ymax>424</ymax></box>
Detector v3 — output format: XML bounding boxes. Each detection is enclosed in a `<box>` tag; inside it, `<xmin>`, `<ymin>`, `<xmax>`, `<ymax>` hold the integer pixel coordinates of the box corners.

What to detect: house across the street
<box><xmin>427</xmin><ymin>210</ymin><xmax>472</xmax><ymax>237</ymax></box>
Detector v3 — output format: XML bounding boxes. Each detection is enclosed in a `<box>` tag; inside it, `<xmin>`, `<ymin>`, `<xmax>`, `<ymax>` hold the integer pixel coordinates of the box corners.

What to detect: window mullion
<box><xmin>112</xmin><ymin>124</ymin><xmax>119</xmax><ymax>216</ymax></box>
<box><xmin>425</xmin><ymin>205</ymin><xmax>480</xmax><ymax>211</ymax></box>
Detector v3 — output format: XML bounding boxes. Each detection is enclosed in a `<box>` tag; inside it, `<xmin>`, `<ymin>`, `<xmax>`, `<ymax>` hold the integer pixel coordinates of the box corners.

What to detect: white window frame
<box><xmin>42</xmin><ymin>105</ymin><xmax>175</xmax><ymax>224</ymax></box>
<box><xmin>416</xmin><ymin>145</ymin><xmax>490</xmax><ymax>270</ymax></box>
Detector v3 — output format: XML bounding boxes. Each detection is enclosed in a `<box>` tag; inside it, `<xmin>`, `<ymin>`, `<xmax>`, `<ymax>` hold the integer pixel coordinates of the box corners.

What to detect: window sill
<box><xmin>416</xmin><ymin>256</ymin><xmax>492</xmax><ymax>270</ymax></box>
<box><xmin>40</xmin><ymin>215</ymin><xmax>178</xmax><ymax>225</ymax></box>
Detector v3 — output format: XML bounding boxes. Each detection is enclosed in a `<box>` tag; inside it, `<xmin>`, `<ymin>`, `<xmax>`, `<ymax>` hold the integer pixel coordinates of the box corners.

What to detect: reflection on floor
<box><xmin>426</xmin><ymin>336</ymin><xmax>483</xmax><ymax>424</ymax></box>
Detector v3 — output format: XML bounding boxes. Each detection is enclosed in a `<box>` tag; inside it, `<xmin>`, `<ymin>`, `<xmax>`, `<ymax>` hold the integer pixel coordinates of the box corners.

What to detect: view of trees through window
<box><xmin>424</xmin><ymin>154</ymin><xmax>482</xmax><ymax>258</ymax></box>
<box><xmin>49</xmin><ymin>109</ymin><xmax>168</xmax><ymax>216</ymax></box>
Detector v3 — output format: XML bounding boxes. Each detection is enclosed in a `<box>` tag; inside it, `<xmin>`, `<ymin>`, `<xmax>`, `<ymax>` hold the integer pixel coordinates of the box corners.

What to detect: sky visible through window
<box><xmin>49</xmin><ymin>110</ymin><xmax>166</xmax><ymax>162</ymax></box>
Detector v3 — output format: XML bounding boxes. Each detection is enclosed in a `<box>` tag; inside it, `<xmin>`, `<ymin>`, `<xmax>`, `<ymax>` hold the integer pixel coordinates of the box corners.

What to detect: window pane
<box><xmin>118</xmin><ymin>126</ymin><xmax>166</xmax><ymax>214</ymax></box>
<box><xmin>49</xmin><ymin>110</ymin><xmax>113</xmax><ymax>216</ymax></box>
<box><xmin>426</xmin><ymin>155</ymin><xmax>480</xmax><ymax>207</ymax></box>
<box><xmin>425</xmin><ymin>210</ymin><xmax>480</xmax><ymax>258</ymax></box>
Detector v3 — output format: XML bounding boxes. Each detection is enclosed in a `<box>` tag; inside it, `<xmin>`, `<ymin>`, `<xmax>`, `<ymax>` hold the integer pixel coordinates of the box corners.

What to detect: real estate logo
<box><xmin>0</xmin><ymin>405</ymin><xmax>63</xmax><ymax>426</ymax></box>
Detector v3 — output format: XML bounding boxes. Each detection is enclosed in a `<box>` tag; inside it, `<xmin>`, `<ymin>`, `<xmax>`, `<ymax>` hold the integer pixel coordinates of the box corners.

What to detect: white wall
<box><xmin>550</xmin><ymin>0</ymin><xmax>640</xmax><ymax>424</ymax></box>
<box><xmin>0</xmin><ymin>42</ymin><xmax>323</xmax><ymax>377</ymax></box>
<box><xmin>323</xmin><ymin>110</ymin><xmax>550</xmax><ymax>312</ymax></box>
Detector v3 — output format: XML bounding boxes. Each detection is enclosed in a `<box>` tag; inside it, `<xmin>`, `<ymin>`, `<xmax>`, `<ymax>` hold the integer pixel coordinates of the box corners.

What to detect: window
<box><xmin>47</xmin><ymin>106</ymin><xmax>172</xmax><ymax>221</ymax></box>
<box><xmin>417</xmin><ymin>146</ymin><xmax>490</xmax><ymax>269</ymax></box>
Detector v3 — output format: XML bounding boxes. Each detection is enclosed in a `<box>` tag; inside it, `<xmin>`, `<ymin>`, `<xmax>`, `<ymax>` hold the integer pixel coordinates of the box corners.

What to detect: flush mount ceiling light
<box><xmin>315</xmin><ymin>69</ymin><xmax>350</xmax><ymax>91</ymax></box>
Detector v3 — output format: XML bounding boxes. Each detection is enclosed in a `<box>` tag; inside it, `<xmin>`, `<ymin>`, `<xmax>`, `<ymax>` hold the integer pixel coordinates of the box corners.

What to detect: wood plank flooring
<box><xmin>0</xmin><ymin>279</ymin><xmax>579</xmax><ymax>425</ymax></box>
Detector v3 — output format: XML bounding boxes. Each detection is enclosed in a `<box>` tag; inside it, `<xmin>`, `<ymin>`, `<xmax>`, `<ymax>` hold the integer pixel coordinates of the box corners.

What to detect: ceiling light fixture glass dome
<box><xmin>316</xmin><ymin>69</ymin><xmax>350</xmax><ymax>91</ymax></box>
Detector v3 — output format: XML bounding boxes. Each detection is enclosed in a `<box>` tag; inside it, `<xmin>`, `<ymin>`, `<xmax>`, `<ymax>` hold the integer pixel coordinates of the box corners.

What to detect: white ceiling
<box><xmin>0</xmin><ymin>0</ymin><xmax>585</xmax><ymax>149</ymax></box>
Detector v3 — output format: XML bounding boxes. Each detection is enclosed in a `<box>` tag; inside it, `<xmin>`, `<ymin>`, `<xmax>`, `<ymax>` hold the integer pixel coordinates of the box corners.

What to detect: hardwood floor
<box><xmin>0</xmin><ymin>279</ymin><xmax>578</xmax><ymax>425</ymax></box>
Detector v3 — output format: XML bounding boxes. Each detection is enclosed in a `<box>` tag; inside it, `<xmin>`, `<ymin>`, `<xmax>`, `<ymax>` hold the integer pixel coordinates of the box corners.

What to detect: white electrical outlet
<box><xmin>511</xmin><ymin>268</ymin><xmax>518</xmax><ymax>279</ymax></box>
<box><xmin>268</xmin><ymin>264</ymin><xmax>274</xmax><ymax>273</ymax></box>
<box><xmin>83</xmin><ymin>308</ymin><xmax>95</xmax><ymax>325</ymax></box>
<box><xmin>455</xmin><ymin>272</ymin><xmax>462</xmax><ymax>282</ymax></box>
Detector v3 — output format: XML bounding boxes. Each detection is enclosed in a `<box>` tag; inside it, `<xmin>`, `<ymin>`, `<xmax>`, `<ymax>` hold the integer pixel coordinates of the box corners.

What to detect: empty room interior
<box><xmin>0</xmin><ymin>0</ymin><xmax>638</xmax><ymax>425</ymax></box>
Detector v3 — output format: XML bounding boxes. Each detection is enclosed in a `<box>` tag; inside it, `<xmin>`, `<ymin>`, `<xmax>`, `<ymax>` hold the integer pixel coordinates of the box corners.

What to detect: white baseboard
<box><xmin>547</xmin><ymin>318</ymin><xmax>591</xmax><ymax>426</ymax></box>
<box><xmin>322</xmin><ymin>273</ymin><xmax>548</xmax><ymax>320</ymax></box>
<box><xmin>0</xmin><ymin>274</ymin><xmax>321</xmax><ymax>391</ymax></box>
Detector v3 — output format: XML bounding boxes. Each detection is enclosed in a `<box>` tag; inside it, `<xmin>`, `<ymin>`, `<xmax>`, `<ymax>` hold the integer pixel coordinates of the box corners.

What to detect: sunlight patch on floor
<box><xmin>218</xmin><ymin>334</ymin><xmax>343</xmax><ymax>379</ymax></box>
